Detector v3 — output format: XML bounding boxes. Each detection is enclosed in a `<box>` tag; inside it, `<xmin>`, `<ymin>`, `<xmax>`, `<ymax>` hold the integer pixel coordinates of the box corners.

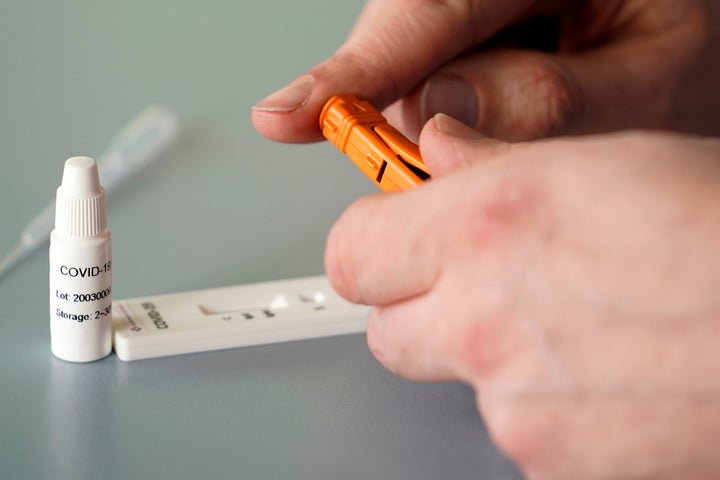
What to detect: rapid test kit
<box><xmin>111</xmin><ymin>276</ymin><xmax>369</xmax><ymax>361</ymax></box>
<box><xmin>5</xmin><ymin>95</ymin><xmax>428</xmax><ymax>362</ymax></box>
<box><xmin>46</xmin><ymin>155</ymin><xmax>369</xmax><ymax>362</ymax></box>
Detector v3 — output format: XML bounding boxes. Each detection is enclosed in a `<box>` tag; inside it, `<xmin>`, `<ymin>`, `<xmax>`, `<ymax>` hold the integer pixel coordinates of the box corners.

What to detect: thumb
<box><xmin>251</xmin><ymin>0</ymin><xmax>534</xmax><ymax>143</ymax></box>
<box><xmin>420</xmin><ymin>113</ymin><xmax>508</xmax><ymax>177</ymax></box>
<box><xmin>405</xmin><ymin>43</ymin><xmax>680</xmax><ymax>141</ymax></box>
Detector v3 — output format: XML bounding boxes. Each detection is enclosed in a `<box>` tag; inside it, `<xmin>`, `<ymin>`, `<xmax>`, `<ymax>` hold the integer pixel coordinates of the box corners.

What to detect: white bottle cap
<box><xmin>55</xmin><ymin>156</ymin><xmax>107</xmax><ymax>237</ymax></box>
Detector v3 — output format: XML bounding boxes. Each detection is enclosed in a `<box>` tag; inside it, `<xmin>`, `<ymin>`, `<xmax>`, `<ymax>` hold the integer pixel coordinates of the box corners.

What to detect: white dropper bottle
<box><xmin>49</xmin><ymin>156</ymin><xmax>112</xmax><ymax>362</ymax></box>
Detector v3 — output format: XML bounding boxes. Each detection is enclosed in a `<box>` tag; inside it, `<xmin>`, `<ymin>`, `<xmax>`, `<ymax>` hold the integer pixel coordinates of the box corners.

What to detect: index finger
<box><xmin>252</xmin><ymin>0</ymin><xmax>534</xmax><ymax>143</ymax></box>
<box><xmin>324</xmin><ymin>187</ymin><xmax>443</xmax><ymax>306</ymax></box>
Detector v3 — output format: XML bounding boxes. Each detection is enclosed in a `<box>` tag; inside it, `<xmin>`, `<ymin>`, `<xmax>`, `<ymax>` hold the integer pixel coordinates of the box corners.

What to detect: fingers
<box><xmin>389</xmin><ymin>48</ymin><xmax>582</xmax><ymax>141</ymax></box>
<box><xmin>366</xmin><ymin>299</ymin><xmax>460</xmax><ymax>382</ymax></box>
<box><xmin>324</xmin><ymin>189</ymin><xmax>442</xmax><ymax>306</ymax></box>
<box><xmin>420</xmin><ymin>113</ymin><xmax>508</xmax><ymax>176</ymax></box>
<box><xmin>254</xmin><ymin>0</ymin><xmax>708</xmax><ymax>143</ymax></box>
<box><xmin>323</xmin><ymin>121</ymin><xmax>542</xmax><ymax>384</ymax></box>
<box><xmin>391</xmin><ymin>35</ymin><xmax>693</xmax><ymax>141</ymax></box>
<box><xmin>324</xmin><ymin>115</ymin><xmax>517</xmax><ymax>306</ymax></box>
<box><xmin>252</xmin><ymin>0</ymin><xmax>532</xmax><ymax>143</ymax></box>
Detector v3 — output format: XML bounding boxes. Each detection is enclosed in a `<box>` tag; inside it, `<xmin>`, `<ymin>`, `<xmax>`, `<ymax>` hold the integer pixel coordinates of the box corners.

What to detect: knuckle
<box><xmin>324</xmin><ymin>196</ymin><xmax>377</xmax><ymax>303</ymax></box>
<box><xmin>365</xmin><ymin>308</ymin><xmax>409</xmax><ymax>378</ymax></box>
<box><xmin>481</xmin><ymin>396</ymin><xmax>558</xmax><ymax>477</ymax></box>
<box><xmin>450</xmin><ymin>312</ymin><xmax>512</xmax><ymax>378</ymax></box>
<box><xmin>513</xmin><ymin>60</ymin><xmax>580</xmax><ymax>139</ymax></box>
<box><xmin>458</xmin><ymin>174</ymin><xmax>547</xmax><ymax>247</ymax></box>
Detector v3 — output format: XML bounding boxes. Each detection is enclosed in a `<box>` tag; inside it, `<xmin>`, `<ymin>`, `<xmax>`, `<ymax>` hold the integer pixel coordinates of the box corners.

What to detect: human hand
<box><xmin>252</xmin><ymin>0</ymin><xmax>720</xmax><ymax>143</ymax></box>
<box><xmin>324</xmin><ymin>115</ymin><xmax>720</xmax><ymax>479</ymax></box>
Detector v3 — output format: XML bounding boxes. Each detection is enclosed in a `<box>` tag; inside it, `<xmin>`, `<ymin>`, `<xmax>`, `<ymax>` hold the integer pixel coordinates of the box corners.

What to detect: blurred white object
<box><xmin>0</xmin><ymin>105</ymin><xmax>180</xmax><ymax>281</ymax></box>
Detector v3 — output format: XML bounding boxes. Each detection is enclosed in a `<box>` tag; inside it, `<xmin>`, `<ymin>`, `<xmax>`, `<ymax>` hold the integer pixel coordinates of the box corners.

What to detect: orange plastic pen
<box><xmin>319</xmin><ymin>94</ymin><xmax>431</xmax><ymax>191</ymax></box>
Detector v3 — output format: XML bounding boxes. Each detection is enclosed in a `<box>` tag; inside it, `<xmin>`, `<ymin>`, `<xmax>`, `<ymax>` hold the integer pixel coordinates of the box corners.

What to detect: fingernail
<box><xmin>433</xmin><ymin>113</ymin><xmax>487</xmax><ymax>139</ymax></box>
<box><xmin>253</xmin><ymin>74</ymin><xmax>314</xmax><ymax>113</ymax></box>
<box><xmin>420</xmin><ymin>75</ymin><xmax>479</xmax><ymax>128</ymax></box>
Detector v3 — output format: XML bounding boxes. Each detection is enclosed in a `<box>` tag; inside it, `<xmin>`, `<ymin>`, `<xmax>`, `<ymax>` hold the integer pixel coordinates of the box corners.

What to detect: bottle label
<box><xmin>49</xmin><ymin>240</ymin><xmax>112</xmax><ymax>347</ymax></box>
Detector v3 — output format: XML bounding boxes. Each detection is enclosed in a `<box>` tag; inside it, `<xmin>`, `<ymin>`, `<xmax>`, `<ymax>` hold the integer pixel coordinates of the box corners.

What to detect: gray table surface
<box><xmin>0</xmin><ymin>2</ymin><xmax>522</xmax><ymax>479</ymax></box>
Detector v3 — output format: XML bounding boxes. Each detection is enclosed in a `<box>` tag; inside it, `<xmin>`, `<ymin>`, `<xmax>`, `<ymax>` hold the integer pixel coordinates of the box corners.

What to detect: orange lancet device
<box><xmin>319</xmin><ymin>94</ymin><xmax>431</xmax><ymax>192</ymax></box>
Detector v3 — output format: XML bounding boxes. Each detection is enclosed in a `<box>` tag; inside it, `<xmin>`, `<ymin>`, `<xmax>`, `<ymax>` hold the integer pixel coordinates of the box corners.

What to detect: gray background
<box><xmin>0</xmin><ymin>2</ymin><xmax>522</xmax><ymax>479</ymax></box>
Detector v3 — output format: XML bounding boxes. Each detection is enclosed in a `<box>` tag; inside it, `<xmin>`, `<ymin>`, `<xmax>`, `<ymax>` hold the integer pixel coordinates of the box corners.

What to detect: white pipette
<box><xmin>0</xmin><ymin>105</ymin><xmax>180</xmax><ymax>281</ymax></box>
